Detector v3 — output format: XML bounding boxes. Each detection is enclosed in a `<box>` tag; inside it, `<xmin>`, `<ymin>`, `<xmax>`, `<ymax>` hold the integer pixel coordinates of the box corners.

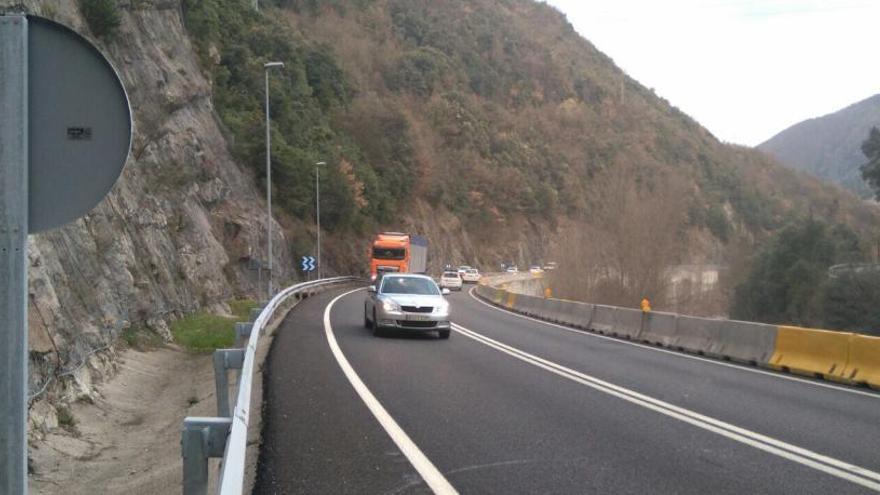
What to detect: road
<box><xmin>254</xmin><ymin>286</ymin><xmax>880</xmax><ymax>494</ymax></box>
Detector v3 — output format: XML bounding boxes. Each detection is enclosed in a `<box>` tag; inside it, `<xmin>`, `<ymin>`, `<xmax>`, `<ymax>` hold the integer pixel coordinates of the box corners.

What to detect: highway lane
<box><xmin>256</xmin><ymin>285</ymin><xmax>880</xmax><ymax>494</ymax></box>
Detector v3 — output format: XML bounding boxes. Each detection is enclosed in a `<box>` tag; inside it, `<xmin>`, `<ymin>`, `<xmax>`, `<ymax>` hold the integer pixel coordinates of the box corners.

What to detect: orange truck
<box><xmin>369</xmin><ymin>232</ymin><xmax>428</xmax><ymax>281</ymax></box>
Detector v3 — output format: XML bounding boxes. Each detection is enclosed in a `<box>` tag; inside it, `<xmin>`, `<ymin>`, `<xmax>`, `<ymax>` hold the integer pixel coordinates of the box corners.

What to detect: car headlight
<box><xmin>382</xmin><ymin>299</ymin><xmax>401</xmax><ymax>312</ymax></box>
<box><xmin>434</xmin><ymin>300</ymin><xmax>450</xmax><ymax>315</ymax></box>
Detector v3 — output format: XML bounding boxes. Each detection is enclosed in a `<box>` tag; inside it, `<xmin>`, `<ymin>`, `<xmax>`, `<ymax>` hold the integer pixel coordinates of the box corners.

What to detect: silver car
<box><xmin>364</xmin><ymin>274</ymin><xmax>452</xmax><ymax>339</ymax></box>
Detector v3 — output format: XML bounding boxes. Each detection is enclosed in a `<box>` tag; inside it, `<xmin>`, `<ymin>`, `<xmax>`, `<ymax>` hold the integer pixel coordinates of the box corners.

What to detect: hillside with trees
<box><xmin>181</xmin><ymin>0</ymin><xmax>880</xmax><ymax>315</ymax></box>
<box><xmin>758</xmin><ymin>94</ymin><xmax>880</xmax><ymax>197</ymax></box>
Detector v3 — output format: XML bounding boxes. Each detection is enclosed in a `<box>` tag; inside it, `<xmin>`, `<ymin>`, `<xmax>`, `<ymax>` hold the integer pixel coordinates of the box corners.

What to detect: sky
<box><xmin>542</xmin><ymin>0</ymin><xmax>880</xmax><ymax>146</ymax></box>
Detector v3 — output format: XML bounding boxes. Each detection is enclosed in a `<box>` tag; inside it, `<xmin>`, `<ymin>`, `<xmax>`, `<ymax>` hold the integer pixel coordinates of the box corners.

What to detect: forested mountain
<box><xmin>184</xmin><ymin>0</ymin><xmax>879</xmax><ymax>272</ymax></box>
<box><xmin>759</xmin><ymin>94</ymin><xmax>880</xmax><ymax>197</ymax></box>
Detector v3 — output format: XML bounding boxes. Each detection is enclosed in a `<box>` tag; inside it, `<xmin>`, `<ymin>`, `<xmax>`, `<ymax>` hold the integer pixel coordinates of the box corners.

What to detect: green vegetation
<box><xmin>178</xmin><ymin>0</ymin><xmax>878</xmax><ymax>316</ymax></box>
<box><xmin>730</xmin><ymin>218</ymin><xmax>868</xmax><ymax>330</ymax></box>
<box><xmin>860</xmin><ymin>126</ymin><xmax>880</xmax><ymax>200</ymax></box>
<box><xmin>56</xmin><ymin>406</ymin><xmax>76</xmax><ymax>432</ymax></box>
<box><xmin>120</xmin><ymin>325</ymin><xmax>164</xmax><ymax>351</ymax></box>
<box><xmin>181</xmin><ymin>0</ymin><xmax>403</xmax><ymax>233</ymax></box>
<box><xmin>79</xmin><ymin>0</ymin><xmax>121</xmax><ymax>38</ymax></box>
<box><xmin>820</xmin><ymin>270</ymin><xmax>880</xmax><ymax>334</ymax></box>
<box><xmin>171</xmin><ymin>299</ymin><xmax>259</xmax><ymax>353</ymax></box>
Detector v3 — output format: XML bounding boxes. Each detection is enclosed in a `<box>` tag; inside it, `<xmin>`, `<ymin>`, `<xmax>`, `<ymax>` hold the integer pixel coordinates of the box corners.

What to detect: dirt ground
<box><xmin>28</xmin><ymin>346</ymin><xmax>216</xmax><ymax>494</ymax></box>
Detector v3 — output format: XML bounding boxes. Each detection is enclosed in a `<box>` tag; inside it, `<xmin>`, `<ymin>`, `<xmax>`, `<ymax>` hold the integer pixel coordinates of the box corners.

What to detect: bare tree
<box><xmin>549</xmin><ymin>163</ymin><xmax>689</xmax><ymax>310</ymax></box>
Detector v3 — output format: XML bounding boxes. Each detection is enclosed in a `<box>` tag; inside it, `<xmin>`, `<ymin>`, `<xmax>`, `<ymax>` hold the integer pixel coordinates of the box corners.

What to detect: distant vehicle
<box><xmin>369</xmin><ymin>232</ymin><xmax>428</xmax><ymax>282</ymax></box>
<box><xmin>462</xmin><ymin>268</ymin><xmax>481</xmax><ymax>283</ymax></box>
<box><xmin>440</xmin><ymin>270</ymin><xmax>463</xmax><ymax>291</ymax></box>
<box><xmin>457</xmin><ymin>265</ymin><xmax>472</xmax><ymax>275</ymax></box>
<box><xmin>529</xmin><ymin>265</ymin><xmax>543</xmax><ymax>274</ymax></box>
<box><xmin>505</xmin><ymin>265</ymin><xmax>519</xmax><ymax>273</ymax></box>
<box><xmin>543</xmin><ymin>261</ymin><xmax>558</xmax><ymax>270</ymax></box>
<box><xmin>364</xmin><ymin>273</ymin><xmax>451</xmax><ymax>339</ymax></box>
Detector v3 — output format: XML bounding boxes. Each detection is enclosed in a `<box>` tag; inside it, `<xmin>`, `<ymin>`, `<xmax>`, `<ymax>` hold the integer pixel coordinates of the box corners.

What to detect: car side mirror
<box><xmin>368</xmin><ymin>285</ymin><xmax>377</xmax><ymax>293</ymax></box>
<box><xmin>442</xmin><ymin>288</ymin><xmax>451</xmax><ymax>296</ymax></box>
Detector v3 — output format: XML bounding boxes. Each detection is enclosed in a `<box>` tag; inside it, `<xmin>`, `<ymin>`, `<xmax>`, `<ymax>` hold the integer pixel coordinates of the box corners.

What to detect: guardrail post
<box><xmin>249</xmin><ymin>307</ymin><xmax>262</xmax><ymax>322</ymax></box>
<box><xmin>234</xmin><ymin>322</ymin><xmax>252</xmax><ymax>346</ymax></box>
<box><xmin>182</xmin><ymin>417</ymin><xmax>232</xmax><ymax>495</ymax></box>
<box><xmin>213</xmin><ymin>349</ymin><xmax>245</xmax><ymax>418</ymax></box>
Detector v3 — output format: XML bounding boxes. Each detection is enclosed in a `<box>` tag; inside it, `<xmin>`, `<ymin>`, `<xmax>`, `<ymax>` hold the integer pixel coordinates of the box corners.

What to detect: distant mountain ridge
<box><xmin>758</xmin><ymin>94</ymin><xmax>880</xmax><ymax>197</ymax></box>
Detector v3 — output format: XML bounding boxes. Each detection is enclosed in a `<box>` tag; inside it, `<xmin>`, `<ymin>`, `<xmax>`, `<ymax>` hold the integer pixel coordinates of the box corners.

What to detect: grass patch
<box><xmin>171</xmin><ymin>313</ymin><xmax>236</xmax><ymax>353</ymax></box>
<box><xmin>229</xmin><ymin>298</ymin><xmax>259</xmax><ymax>320</ymax></box>
<box><xmin>171</xmin><ymin>299</ymin><xmax>259</xmax><ymax>353</ymax></box>
<box><xmin>120</xmin><ymin>325</ymin><xmax>164</xmax><ymax>352</ymax></box>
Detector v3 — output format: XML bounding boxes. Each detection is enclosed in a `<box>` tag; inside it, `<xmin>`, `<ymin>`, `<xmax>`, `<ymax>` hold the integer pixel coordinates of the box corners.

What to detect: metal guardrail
<box><xmin>181</xmin><ymin>276</ymin><xmax>360</xmax><ymax>495</ymax></box>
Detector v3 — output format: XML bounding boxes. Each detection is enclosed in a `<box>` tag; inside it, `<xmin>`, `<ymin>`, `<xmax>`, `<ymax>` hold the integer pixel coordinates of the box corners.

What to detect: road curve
<box><xmin>254</xmin><ymin>286</ymin><xmax>880</xmax><ymax>494</ymax></box>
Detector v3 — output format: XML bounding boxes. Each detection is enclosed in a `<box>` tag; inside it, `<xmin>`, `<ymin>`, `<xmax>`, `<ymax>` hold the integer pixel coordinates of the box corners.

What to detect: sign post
<box><xmin>0</xmin><ymin>15</ymin><xmax>131</xmax><ymax>493</ymax></box>
<box><xmin>0</xmin><ymin>15</ymin><xmax>29</xmax><ymax>495</ymax></box>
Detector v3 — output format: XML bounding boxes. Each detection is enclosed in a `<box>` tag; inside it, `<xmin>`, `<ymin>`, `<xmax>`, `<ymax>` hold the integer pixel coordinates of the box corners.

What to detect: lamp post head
<box><xmin>264</xmin><ymin>61</ymin><xmax>284</xmax><ymax>69</ymax></box>
<box><xmin>315</xmin><ymin>161</ymin><xmax>326</xmax><ymax>167</ymax></box>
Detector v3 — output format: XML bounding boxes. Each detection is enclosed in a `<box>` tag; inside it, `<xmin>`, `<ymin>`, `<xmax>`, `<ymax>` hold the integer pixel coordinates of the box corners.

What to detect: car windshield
<box><xmin>373</xmin><ymin>247</ymin><xmax>406</xmax><ymax>260</ymax></box>
<box><xmin>380</xmin><ymin>277</ymin><xmax>440</xmax><ymax>295</ymax></box>
<box><xmin>467</xmin><ymin>269</ymin><xmax>478</xmax><ymax>274</ymax></box>
<box><xmin>442</xmin><ymin>271</ymin><xmax>459</xmax><ymax>277</ymax></box>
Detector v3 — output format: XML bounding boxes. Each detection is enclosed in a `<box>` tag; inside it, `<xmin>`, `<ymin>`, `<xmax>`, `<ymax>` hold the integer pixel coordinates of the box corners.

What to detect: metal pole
<box><xmin>264</xmin><ymin>68</ymin><xmax>272</xmax><ymax>300</ymax></box>
<box><xmin>0</xmin><ymin>15</ymin><xmax>29</xmax><ymax>495</ymax></box>
<box><xmin>316</xmin><ymin>162</ymin><xmax>323</xmax><ymax>279</ymax></box>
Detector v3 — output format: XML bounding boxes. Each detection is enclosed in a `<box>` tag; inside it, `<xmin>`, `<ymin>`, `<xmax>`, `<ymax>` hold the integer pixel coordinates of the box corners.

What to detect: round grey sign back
<box><xmin>28</xmin><ymin>16</ymin><xmax>131</xmax><ymax>233</ymax></box>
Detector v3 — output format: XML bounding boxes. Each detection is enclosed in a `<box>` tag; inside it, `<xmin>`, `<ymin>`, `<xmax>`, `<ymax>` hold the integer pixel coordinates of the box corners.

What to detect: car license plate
<box><xmin>407</xmin><ymin>314</ymin><xmax>431</xmax><ymax>321</ymax></box>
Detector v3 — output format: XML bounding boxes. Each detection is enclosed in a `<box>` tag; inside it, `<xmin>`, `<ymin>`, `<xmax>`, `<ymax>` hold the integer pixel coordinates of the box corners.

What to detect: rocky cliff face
<box><xmin>1</xmin><ymin>0</ymin><xmax>294</xmax><ymax>430</ymax></box>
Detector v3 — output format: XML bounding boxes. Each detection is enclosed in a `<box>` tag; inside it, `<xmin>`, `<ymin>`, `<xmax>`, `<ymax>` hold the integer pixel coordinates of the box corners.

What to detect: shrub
<box><xmin>79</xmin><ymin>0</ymin><xmax>121</xmax><ymax>38</ymax></box>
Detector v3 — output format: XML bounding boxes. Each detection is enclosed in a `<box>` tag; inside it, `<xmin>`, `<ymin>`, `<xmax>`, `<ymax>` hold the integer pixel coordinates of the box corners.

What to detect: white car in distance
<box><xmin>462</xmin><ymin>268</ymin><xmax>481</xmax><ymax>283</ymax></box>
<box><xmin>440</xmin><ymin>270</ymin><xmax>463</xmax><ymax>291</ymax></box>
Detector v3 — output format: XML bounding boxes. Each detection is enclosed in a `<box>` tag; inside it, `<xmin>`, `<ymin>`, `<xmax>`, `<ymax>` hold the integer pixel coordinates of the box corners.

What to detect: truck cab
<box><xmin>370</xmin><ymin>232</ymin><xmax>428</xmax><ymax>281</ymax></box>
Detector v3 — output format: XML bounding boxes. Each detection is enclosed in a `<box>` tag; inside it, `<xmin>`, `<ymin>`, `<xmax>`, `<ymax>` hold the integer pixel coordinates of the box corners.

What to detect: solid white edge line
<box><xmin>324</xmin><ymin>288</ymin><xmax>458</xmax><ymax>495</ymax></box>
<box><xmin>466</xmin><ymin>287</ymin><xmax>880</xmax><ymax>400</ymax></box>
<box><xmin>451</xmin><ymin>322</ymin><xmax>880</xmax><ymax>492</ymax></box>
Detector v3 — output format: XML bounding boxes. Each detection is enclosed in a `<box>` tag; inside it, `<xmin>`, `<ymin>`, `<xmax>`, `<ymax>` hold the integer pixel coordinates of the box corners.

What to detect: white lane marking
<box><xmin>466</xmin><ymin>288</ymin><xmax>880</xmax><ymax>400</ymax></box>
<box><xmin>451</xmin><ymin>322</ymin><xmax>880</xmax><ymax>492</ymax></box>
<box><xmin>324</xmin><ymin>289</ymin><xmax>458</xmax><ymax>495</ymax></box>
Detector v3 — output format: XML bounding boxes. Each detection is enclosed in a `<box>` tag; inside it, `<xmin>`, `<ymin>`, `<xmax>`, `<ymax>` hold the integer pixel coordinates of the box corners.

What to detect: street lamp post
<box><xmin>264</xmin><ymin>61</ymin><xmax>283</xmax><ymax>299</ymax></box>
<box><xmin>315</xmin><ymin>161</ymin><xmax>326</xmax><ymax>279</ymax></box>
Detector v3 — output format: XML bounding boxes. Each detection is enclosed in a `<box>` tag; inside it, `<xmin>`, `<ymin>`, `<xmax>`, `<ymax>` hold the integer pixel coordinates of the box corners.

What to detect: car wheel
<box><xmin>438</xmin><ymin>329</ymin><xmax>451</xmax><ymax>339</ymax></box>
<box><xmin>372</xmin><ymin>310</ymin><xmax>384</xmax><ymax>337</ymax></box>
<box><xmin>364</xmin><ymin>305</ymin><xmax>371</xmax><ymax>329</ymax></box>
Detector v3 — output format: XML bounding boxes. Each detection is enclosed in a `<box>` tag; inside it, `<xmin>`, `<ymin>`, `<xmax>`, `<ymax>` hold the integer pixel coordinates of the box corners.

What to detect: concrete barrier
<box><xmin>769</xmin><ymin>326</ymin><xmax>852</xmax><ymax>381</ymax></box>
<box><xmin>557</xmin><ymin>301</ymin><xmax>592</xmax><ymax>328</ymax></box>
<box><xmin>494</xmin><ymin>289</ymin><xmax>508</xmax><ymax>306</ymax></box>
<box><xmin>483</xmin><ymin>279</ymin><xmax>873</xmax><ymax>388</ymax></box>
<box><xmin>842</xmin><ymin>334</ymin><xmax>880</xmax><ymax>388</ymax></box>
<box><xmin>711</xmin><ymin>320</ymin><xmax>778</xmax><ymax>365</ymax></box>
<box><xmin>541</xmin><ymin>299</ymin><xmax>569</xmax><ymax>324</ymax></box>
<box><xmin>612</xmin><ymin>307</ymin><xmax>643</xmax><ymax>340</ymax></box>
<box><xmin>641</xmin><ymin>311</ymin><xmax>678</xmax><ymax>347</ymax></box>
<box><xmin>675</xmin><ymin>316</ymin><xmax>723</xmax><ymax>356</ymax></box>
<box><xmin>589</xmin><ymin>305</ymin><xmax>617</xmax><ymax>335</ymax></box>
<box><xmin>513</xmin><ymin>294</ymin><xmax>544</xmax><ymax>317</ymax></box>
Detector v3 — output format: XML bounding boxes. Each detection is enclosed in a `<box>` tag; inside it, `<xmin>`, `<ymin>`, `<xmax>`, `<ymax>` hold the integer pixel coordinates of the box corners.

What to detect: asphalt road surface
<box><xmin>254</xmin><ymin>286</ymin><xmax>880</xmax><ymax>494</ymax></box>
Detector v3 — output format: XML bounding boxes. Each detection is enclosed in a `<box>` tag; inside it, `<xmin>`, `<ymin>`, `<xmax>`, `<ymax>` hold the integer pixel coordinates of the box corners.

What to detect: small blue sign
<box><xmin>301</xmin><ymin>256</ymin><xmax>316</xmax><ymax>272</ymax></box>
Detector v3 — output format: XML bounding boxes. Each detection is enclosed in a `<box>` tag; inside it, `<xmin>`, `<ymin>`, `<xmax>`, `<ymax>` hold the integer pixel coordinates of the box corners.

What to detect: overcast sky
<box><xmin>542</xmin><ymin>0</ymin><xmax>880</xmax><ymax>146</ymax></box>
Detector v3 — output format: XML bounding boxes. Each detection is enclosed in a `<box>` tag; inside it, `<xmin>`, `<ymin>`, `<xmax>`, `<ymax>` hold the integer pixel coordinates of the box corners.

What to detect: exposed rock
<box><xmin>0</xmin><ymin>0</ymin><xmax>295</xmax><ymax>428</ymax></box>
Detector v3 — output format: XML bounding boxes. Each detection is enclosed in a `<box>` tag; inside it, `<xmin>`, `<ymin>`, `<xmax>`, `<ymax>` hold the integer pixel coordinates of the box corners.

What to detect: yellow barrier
<box><xmin>843</xmin><ymin>334</ymin><xmax>880</xmax><ymax>389</ymax></box>
<box><xmin>769</xmin><ymin>326</ymin><xmax>853</xmax><ymax>381</ymax></box>
<box><xmin>506</xmin><ymin>292</ymin><xmax>518</xmax><ymax>309</ymax></box>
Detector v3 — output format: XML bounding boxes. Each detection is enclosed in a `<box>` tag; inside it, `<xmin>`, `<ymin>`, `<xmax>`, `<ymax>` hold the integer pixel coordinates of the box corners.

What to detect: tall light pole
<box><xmin>264</xmin><ymin>61</ymin><xmax>283</xmax><ymax>299</ymax></box>
<box><xmin>315</xmin><ymin>161</ymin><xmax>326</xmax><ymax>279</ymax></box>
